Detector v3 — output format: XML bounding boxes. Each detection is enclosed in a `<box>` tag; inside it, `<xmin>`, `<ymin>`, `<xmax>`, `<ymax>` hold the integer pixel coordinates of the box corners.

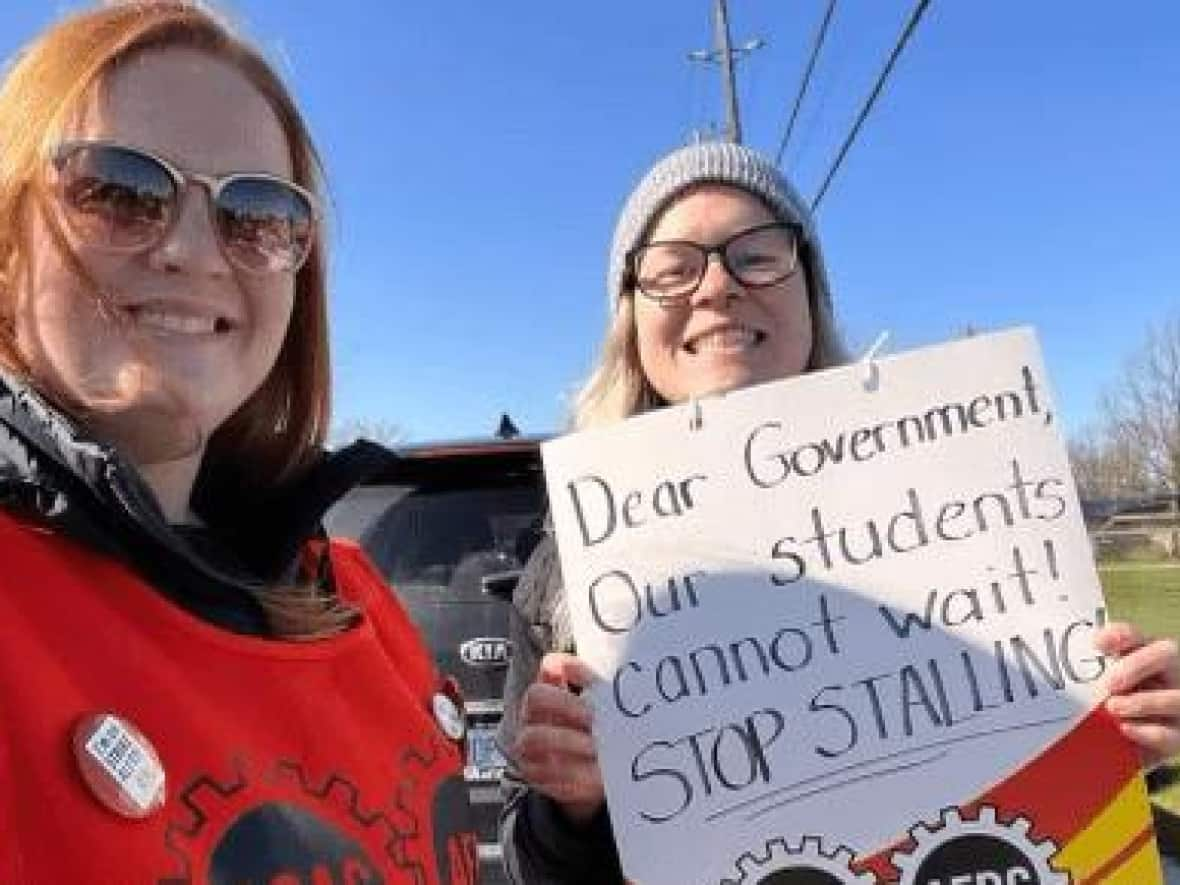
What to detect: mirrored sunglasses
<box><xmin>51</xmin><ymin>140</ymin><xmax>318</xmax><ymax>275</ymax></box>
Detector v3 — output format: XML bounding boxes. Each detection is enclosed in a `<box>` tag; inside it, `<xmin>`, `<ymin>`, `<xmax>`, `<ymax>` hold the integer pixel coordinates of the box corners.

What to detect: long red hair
<box><xmin>0</xmin><ymin>0</ymin><xmax>331</xmax><ymax>490</ymax></box>
<box><xmin>0</xmin><ymin>2</ymin><xmax>349</xmax><ymax>637</ymax></box>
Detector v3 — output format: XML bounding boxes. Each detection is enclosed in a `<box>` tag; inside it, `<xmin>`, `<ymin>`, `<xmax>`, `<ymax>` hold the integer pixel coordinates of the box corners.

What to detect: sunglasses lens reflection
<box><xmin>57</xmin><ymin>144</ymin><xmax>314</xmax><ymax>273</ymax></box>
<box><xmin>59</xmin><ymin>145</ymin><xmax>173</xmax><ymax>249</ymax></box>
<box><xmin>217</xmin><ymin>177</ymin><xmax>314</xmax><ymax>273</ymax></box>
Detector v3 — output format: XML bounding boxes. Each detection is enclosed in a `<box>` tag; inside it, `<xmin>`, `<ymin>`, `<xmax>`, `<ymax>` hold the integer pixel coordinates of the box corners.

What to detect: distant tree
<box><xmin>1068</xmin><ymin>425</ymin><xmax>1153</xmax><ymax>499</ymax></box>
<box><xmin>1100</xmin><ymin>312</ymin><xmax>1180</xmax><ymax>495</ymax></box>
<box><xmin>329</xmin><ymin>418</ymin><xmax>405</xmax><ymax>449</ymax></box>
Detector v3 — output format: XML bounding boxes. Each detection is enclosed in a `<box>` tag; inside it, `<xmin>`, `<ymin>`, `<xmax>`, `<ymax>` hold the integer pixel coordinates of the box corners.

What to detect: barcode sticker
<box><xmin>83</xmin><ymin>715</ymin><xmax>164</xmax><ymax>812</ymax></box>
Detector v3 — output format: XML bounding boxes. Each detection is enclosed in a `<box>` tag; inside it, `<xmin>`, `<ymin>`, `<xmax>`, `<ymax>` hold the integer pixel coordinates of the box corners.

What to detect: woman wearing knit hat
<box><xmin>497</xmin><ymin>140</ymin><xmax>849</xmax><ymax>883</ymax></box>
<box><xmin>496</xmin><ymin>141</ymin><xmax>1180</xmax><ymax>883</ymax></box>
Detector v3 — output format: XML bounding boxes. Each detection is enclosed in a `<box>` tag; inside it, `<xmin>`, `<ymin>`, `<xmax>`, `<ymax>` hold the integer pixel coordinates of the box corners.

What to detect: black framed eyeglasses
<box><xmin>50</xmin><ymin>140</ymin><xmax>319</xmax><ymax>275</ymax></box>
<box><xmin>626</xmin><ymin>221</ymin><xmax>802</xmax><ymax>305</ymax></box>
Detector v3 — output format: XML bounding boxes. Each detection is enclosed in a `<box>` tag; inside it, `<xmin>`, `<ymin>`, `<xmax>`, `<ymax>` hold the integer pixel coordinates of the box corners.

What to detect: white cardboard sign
<box><xmin>541</xmin><ymin>328</ymin><xmax>1111</xmax><ymax>884</ymax></box>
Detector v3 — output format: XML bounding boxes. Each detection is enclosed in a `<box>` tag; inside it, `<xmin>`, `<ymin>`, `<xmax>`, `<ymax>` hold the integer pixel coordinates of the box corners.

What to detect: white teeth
<box><xmin>688</xmin><ymin>327</ymin><xmax>759</xmax><ymax>353</ymax></box>
<box><xmin>132</xmin><ymin>309</ymin><xmax>219</xmax><ymax>335</ymax></box>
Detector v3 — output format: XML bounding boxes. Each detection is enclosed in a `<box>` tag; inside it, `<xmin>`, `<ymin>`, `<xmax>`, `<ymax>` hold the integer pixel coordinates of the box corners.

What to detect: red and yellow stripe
<box><xmin>855</xmin><ymin>708</ymin><xmax>1163</xmax><ymax>882</ymax></box>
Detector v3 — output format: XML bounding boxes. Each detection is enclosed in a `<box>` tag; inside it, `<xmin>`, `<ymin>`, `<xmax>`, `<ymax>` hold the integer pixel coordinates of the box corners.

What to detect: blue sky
<box><xmin>4</xmin><ymin>2</ymin><xmax>1178</xmax><ymax>442</ymax></box>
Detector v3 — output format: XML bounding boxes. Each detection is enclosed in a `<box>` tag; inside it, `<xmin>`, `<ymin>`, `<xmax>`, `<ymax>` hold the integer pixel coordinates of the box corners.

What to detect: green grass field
<box><xmin>1101</xmin><ymin>561</ymin><xmax>1180</xmax><ymax>642</ymax></box>
<box><xmin>1099</xmin><ymin>559</ymin><xmax>1180</xmax><ymax>815</ymax></box>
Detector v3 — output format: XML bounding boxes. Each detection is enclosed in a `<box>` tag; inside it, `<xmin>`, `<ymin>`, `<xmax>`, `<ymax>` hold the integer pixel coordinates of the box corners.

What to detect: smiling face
<box><xmin>632</xmin><ymin>184</ymin><xmax>813</xmax><ymax>403</ymax></box>
<box><xmin>15</xmin><ymin>47</ymin><xmax>296</xmax><ymax>464</ymax></box>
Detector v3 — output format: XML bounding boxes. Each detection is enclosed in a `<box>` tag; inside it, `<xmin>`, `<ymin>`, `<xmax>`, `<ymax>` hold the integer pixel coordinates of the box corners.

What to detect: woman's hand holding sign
<box><xmin>515</xmin><ymin>652</ymin><xmax>607</xmax><ymax>824</ymax></box>
<box><xmin>1098</xmin><ymin>621</ymin><xmax>1180</xmax><ymax>769</ymax></box>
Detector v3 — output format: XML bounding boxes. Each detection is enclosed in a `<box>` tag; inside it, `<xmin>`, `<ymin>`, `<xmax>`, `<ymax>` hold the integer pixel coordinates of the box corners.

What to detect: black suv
<box><xmin>324</xmin><ymin>433</ymin><xmax>546</xmax><ymax>883</ymax></box>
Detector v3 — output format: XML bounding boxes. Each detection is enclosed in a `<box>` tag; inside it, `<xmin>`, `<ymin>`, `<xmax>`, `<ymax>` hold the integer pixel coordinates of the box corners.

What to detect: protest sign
<box><xmin>541</xmin><ymin>328</ymin><xmax>1161</xmax><ymax>884</ymax></box>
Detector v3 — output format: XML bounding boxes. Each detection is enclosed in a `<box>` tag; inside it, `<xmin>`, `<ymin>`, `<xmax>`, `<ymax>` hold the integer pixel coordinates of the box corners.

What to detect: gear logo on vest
<box><xmin>159</xmin><ymin>761</ymin><xmax>389</xmax><ymax>884</ymax></box>
<box><xmin>210</xmin><ymin>802</ymin><xmax>381</xmax><ymax>883</ymax></box>
<box><xmin>158</xmin><ymin>748</ymin><xmax>476</xmax><ymax>885</ymax></box>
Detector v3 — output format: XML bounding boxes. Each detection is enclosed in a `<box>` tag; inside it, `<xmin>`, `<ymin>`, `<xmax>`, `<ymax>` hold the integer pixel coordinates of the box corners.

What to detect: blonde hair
<box><xmin>573</xmin><ymin>245</ymin><xmax>849</xmax><ymax>430</ymax></box>
<box><xmin>0</xmin><ymin>1</ymin><xmax>350</xmax><ymax>637</ymax></box>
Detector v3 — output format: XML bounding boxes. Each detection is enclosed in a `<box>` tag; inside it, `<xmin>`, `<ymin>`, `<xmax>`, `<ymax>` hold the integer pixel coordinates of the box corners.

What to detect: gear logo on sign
<box><xmin>719</xmin><ymin>836</ymin><xmax>877</xmax><ymax>884</ymax></box>
<box><xmin>891</xmin><ymin>805</ymin><xmax>1071</xmax><ymax>885</ymax></box>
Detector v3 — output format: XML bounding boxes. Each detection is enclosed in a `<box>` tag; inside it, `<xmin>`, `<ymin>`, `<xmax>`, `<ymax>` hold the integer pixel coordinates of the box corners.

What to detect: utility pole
<box><xmin>688</xmin><ymin>0</ymin><xmax>763</xmax><ymax>144</ymax></box>
<box><xmin>714</xmin><ymin>0</ymin><xmax>741</xmax><ymax>143</ymax></box>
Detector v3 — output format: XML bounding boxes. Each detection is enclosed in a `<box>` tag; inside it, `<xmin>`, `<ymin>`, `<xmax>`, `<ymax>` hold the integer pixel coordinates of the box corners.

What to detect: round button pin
<box><xmin>432</xmin><ymin>692</ymin><xmax>466</xmax><ymax>742</ymax></box>
<box><xmin>72</xmin><ymin>712</ymin><xmax>166</xmax><ymax>820</ymax></box>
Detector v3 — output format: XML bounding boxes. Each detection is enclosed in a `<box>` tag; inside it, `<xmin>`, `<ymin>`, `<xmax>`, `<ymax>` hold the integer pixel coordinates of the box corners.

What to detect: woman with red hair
<box><xmin>0</xmin><ymin>4</ymin><xmax>475</xmax><ymax>881</ymax></box>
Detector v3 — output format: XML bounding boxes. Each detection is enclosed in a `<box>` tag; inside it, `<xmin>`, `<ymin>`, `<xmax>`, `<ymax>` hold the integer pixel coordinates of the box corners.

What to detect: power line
<box><xmin>811</xmin><ymin>0</ymin><xmax>932</xmax><ymax>212</ymax></box>
<box><xmin>775</xmin><ymin>0</ymin><xmax>838</xmax><ymax>167</ymax></box>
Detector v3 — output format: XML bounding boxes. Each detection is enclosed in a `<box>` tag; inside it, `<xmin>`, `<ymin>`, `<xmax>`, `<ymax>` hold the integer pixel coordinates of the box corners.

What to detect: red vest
<box><xmin>0</xmin><ymin>512</ymin><xmax>477</xmax><ymax>884</ymax></box>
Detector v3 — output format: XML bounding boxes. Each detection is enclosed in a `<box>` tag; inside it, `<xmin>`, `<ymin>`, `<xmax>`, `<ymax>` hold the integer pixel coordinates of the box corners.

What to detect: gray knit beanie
<box><xmin>607</xmin><ymin>141</ymin><xmax>834</xmax><ymax>315</ymax></box>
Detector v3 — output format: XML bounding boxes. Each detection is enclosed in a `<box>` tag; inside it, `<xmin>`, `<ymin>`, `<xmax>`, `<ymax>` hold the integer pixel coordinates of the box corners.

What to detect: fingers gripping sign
<box><xmin>1097</xmin><ymin>621</ymin><xmax>1180</xmax><ymax>769</ymax></box>
<box><xmin>516</xmin><ymin>652</ymin><xmax>607</xmax><ymax>823</ymax></box>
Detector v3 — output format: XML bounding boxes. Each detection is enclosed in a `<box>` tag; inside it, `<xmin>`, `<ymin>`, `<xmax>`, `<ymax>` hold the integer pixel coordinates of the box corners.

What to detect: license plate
<box><xmin>465</xmin><ymin>724</ymin><xmax>506</xmax><ymax>780</ymax></box>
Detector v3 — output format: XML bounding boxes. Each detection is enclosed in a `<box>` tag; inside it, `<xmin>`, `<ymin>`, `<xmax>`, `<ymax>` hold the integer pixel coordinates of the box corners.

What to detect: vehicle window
<box><xmin>323</xmin><ymin>484</ymin><xmax>415</xmax><ymax>539</ymax></box>
<box><xmin>361</xmin><ymin>485</ymin><xmax>542</xmax><ymax>598</ymax></box>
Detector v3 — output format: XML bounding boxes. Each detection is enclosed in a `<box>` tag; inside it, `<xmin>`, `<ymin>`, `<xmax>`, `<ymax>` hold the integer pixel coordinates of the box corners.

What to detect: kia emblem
<box><xmin>459</xmin><ymin>637</ymin><xmax>512</xmax><ymax>668</ymax></box>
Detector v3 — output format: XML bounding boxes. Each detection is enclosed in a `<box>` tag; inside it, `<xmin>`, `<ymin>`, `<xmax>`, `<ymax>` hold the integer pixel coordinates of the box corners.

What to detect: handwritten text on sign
<box><xmin>541</xmin><ymin>329</ymin><xmax>1106</xmax><ymax>884</ymax></box>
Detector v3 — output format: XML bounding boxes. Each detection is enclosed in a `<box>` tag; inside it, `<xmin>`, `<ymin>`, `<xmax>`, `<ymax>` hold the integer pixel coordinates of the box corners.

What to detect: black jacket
<box><xmin>497</xmin><ymin>530</ymin><xmax>625</xmax><ymax>884</ymax></box>
<box><xmin>0</xmin><ymin>368</ymin><xmax>391</xmax><ymax>633</ymax></box>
